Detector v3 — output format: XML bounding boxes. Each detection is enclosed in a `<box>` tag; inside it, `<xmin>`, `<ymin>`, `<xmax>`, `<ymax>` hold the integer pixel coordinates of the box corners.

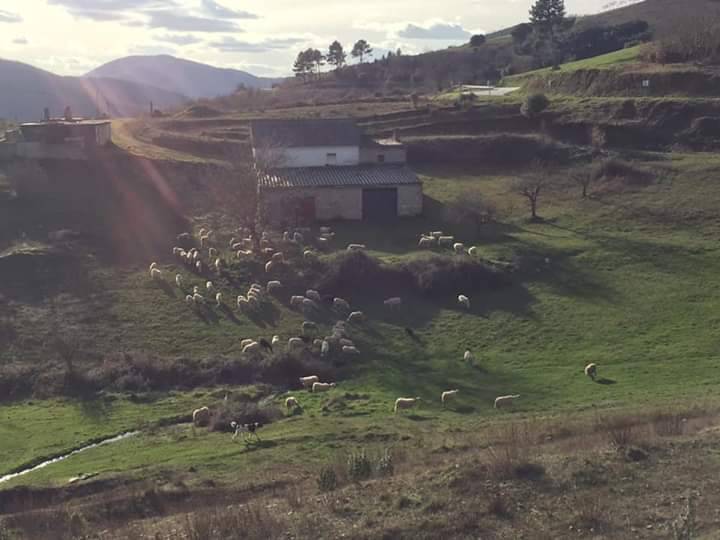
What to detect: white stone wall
<box><xmin>255</xmin><ymin>145</ymin><xmax>359</xmax><ymax>168</ymax></box>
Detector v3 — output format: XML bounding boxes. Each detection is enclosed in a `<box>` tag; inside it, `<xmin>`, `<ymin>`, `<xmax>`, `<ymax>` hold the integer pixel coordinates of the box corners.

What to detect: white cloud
<box><xmin>201</xmin><ymin>0</ymin><xmax>257</xmax><ymax>20</ymax></box>
<box><xmin>0</xmin><ymin>9</ymin><xmax>23</xmax><ymax>23</ymax></box>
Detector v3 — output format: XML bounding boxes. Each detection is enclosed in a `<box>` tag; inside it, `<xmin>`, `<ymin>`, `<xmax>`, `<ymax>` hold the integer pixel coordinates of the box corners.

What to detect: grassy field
<box><xmin>502</xmin><ymin>45</ymin><xmax>644</xmax><ymax>88</ymax></box>
<box><xmin>3</xmin><ymin>148</ymin><xmax>720</xmax><ymax>495</ymax></box>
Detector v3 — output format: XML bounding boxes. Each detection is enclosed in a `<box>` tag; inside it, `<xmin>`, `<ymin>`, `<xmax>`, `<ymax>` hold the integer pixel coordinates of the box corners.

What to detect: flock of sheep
<box><xmin>161</xmin><ymin>225</ymin><xmax>601</xmax><ymax>436</ymax></box>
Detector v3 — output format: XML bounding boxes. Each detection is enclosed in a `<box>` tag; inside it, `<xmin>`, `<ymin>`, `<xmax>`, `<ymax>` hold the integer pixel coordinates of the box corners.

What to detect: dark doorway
<box><xmin>362</xmin><ymin>188</ymin><xmax>398</xmax><ymax>221</ymax></box>
<box><xmin>295</xmin><ymin>196</ymin><xmax>316</xmax><ymax>225</ymax></box>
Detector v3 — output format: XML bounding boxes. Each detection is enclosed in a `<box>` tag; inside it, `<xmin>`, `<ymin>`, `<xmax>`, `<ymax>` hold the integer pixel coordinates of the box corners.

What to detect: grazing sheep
<box><xmin>302</xmin><ymin>321</ymin><xmax>318</xmax><ymax>336</ymax></box>
<box><xmin>293</xmin><ymin>232</ymin><xmax>304</xmax><ymax>243</ymax></box>
<box><xmin>312</xmin><ymin>382</ymin><xmax>336</xmax><ymax>393</ymax></box>
<box><xmin>321</xmin><ymin>340</ymin><xmax>330</xmax><ymax>357</ymax></box>
<box><xmin>453</xmin><ymin>242</ymin><xmax>465</xmax><ymax>254</ymax></box>
<box><xmin>175</xmin><ymin>274</ymin><xmax>183</xmax><ymax>288</ymax></box>
<box><xmin>242</xmin><ymin>341</ymin><xmax>261</xmax><ymax>354</ymax></box>
<box><xmin>283</xmin><ymin>231</ymin><xmax>291</xmax><ymax>242</ymax></box>
<box><xmin>237</xmin><ymin>295</ymin><xmax>249</xmax><ymax>308</ymax></box>
<box><xmin>199</xmin><ymin>235</ymin><xmax>209</xmax><ymax>249</ymax></box>
<box><xmin>247</xmin><ymin>290</ymin><xmax>260</xmax><ymax>301</ymax></box>
<box><xmin>585</xmin><ymin>363</ymin><xmax>597</xmax><ymax>381</ymax></box>
<box><xmin>262</xmin><ymin>247</ymin><xmax>275</xmax><ymax>256</ymax></box>
<box><xmin>271</xmin><ymin>335</ymin><xmax>281</xmax><ymax>346</ymax></box>
<box><xmin>430</xmin><ymin>231</ymin><xmax>444</xmax><ymax>238</ymax></box>
<box><xmin>240</xmin><ymin>339</ymin><xmax>254</xmax><ymax>348</ymax></box>
<box><xmin>265</xmin><ymin>260</ymin><xmax>275</xmax><ymax>273</ymax></box>
<box><xmin>464</xmin><ymin>350</ymin><xmax>474</xmax><ymax>363</ymax></box>
<box><xmin>302</xmin><ymin>298</ymin><xmax>318</xmax><ymax>310</ymax></box>
<box><xmin>172</xmin><ymin>247</ymin><xmax>183</xmax><ymax>256</ymax></box>
<box><xmin>306</xmin><ymin>289</ymin><xmax>321</xmax><ymax>302</ymax></box>
<box><xmin>347</xmin><ymin>244</ymin><xmax>366</xmax><ymax>251</ymax></box>
<box><xmin>317</xmin><ymin>237</ymin><xmax>329</xmax><ymax>247</ymax></box>
<box><xmin>195</xmin><ymin>261</ymin><xmax>203</xmax><ymax>273</ymax></box>
<box><xmin>231</xmin><ymin>242</ymin><xmax>244</xmax><ymax>251</ymax></box>
<box><xmin>333</xmin><ymin>297</ymin><xmax>350</xmax><ymax>311</ymax></box>
<box><xmin>468</xmin><ymin>246</ymin><xmax>478</xmax><ymax>256</ymax></box>
<box><xmin>185</xmin><ymin>294</ymin><xmax>194</xmax><ymax>305</ymax></box>
<box><xmin>299</xmin><ymin>375</ymin><xmax>319</xmax><ymax>388</ymax></box>
<box><xmin>229</xmin><ymin>237</ymin><xmax>237</xmax><ymax>248</ymax></box>
<box><xmin>418</xmin><ymin>236</ymin><xmax>436</xmax><ymax>248</ymax></box>
<box><xmin>288</xmin><ymin>337</ymin><xmax>305</xmax><ymax>350</ymax></box>
<box><xmin>198</xmin><ymin>228</ymin><xmax>207</xmax><ymax>237</ymax></box>
<box><xmin>320</xmin><ymin>232</ymin><xmax>335</xmax><ymax>240</ymax></box>
<box><xmin>438</xmin><ymin>236</ymin><xmax>455</xmax><ymax>247</ymax></box>
<box><xmin>150</xmin><ymin>268</ymin><xmax>162</xmax><ymax>280</ymax></box>
<box><xmin>215</xmin><ymin>292</ymin><xmax>223</xmax><ymax>307</ymax></box>
<box><xmin>394</xmin><ymin>397</ymin><xmax>421</xmax><ymax>414</ymax></box>
<box><xmin>290</xmin><ymin>295</ymin><xmax>305</xmax><ymax>307</ymax></box>
<box><xmin>384</xmin><ymin>297</ymin><xmax>402</xmax><ymax>308</ymax></box>
<box><xmin>149</xmin><ymin>262</ymin><xmax>158</xmax><ymax>272</ymax></box>
<box><xmin>267</xmin><ymin>280</ymin><xmax>283</xmax><ymax>293</ymax></box>
<box><xmin>214</xmin><ymin>258</ymin><xmax>223</xmax><ymax>272</ymax></box>
<box><xmin>236</xmin><ymin>249</ymin><xmax>253</xmax><ymax>258</ymax></box>
<box><xmin>206</xmin><ymin>281</ymin><xmax>215</xmax><ymax>293</ymax></box>
<box><xmin>208</xmin><ymin>247</ymin><xmax>218</xmax><ymax>259</ymax></box>
<box><xmin>303</xmin><ymin>249</ymin><xmax>315</xmax><ymax>260</ymax></box>
<box><xmin>342</xmin><ymin>345</ymin><xmax>360</xmax><ymax>355</ymax></box>
<box><xmin>192</xmin><ymin>406</ymin><xmax>211</xmax><ymax>427</ymax></box>
<box><xmin>458</xmin><ymin>295</ymin><xmax>470</xmax><ymax>309</ymax></box>
<box><xmin>441</xmin><ymin>389</ymin><xmax>459</xmax><ymax>406</ymax></box>
<box><xmin>494</xmin><ymin>394</ymin><xmax>520</xmax><ymax>409</ymax></box>
<box><xmin>285</xmin><ymin>396</ymin><xmax>300</xmax><ymax>410</ymax></box>
<box><xmin>271</xmin><ymin>252</ymin><xmax>284</xmax><ymax>263</ymax></box>
<box><xmin>193</xmin><ymin>293</ymin><xmax>205</xmax><ymax>304</ymax></box>
<box><xmin>347</xmin><ymin>311</ymin><xmax>365</xmax><ymax>324</ymax></box>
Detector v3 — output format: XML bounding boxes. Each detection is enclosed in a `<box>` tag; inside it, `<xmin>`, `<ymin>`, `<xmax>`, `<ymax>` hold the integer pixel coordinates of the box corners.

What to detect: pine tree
<box><xmin>327</xmin><ymin>41</ymin><xmax>347</xmax><ymax>70</ymax></box>
<box><xmin>292</xmin><ymin>50</ymin><xmax>313</xmax><ymax>82</ymax></box>
<box><xmin>529</xmin><ymin>0</ymin><xmax>566</xmax><ymax>31</ymax></box>
<box><xmin>351</xmin><ymin>40</ymin><xmax>373</xmax><ymax>63</ymax></box>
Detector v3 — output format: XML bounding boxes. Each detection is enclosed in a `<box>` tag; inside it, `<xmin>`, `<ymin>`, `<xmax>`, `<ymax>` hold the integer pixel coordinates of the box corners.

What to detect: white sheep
<box><xmin>290</xmin><ymin>295</ymin><xmax>305</xmax><ymax>307</ymax></box>
<box><xmin>468</xmin><ymin>246</ymin><xmax>478</xmax><ymax>256</ymax></box>
<box><xmin>172</xmin><ymin>247</ymin><xmax>183</xmax><ymax>256</ymax></box>
<box><xmin>299</xmin><ymin>375</ymin><xmax>319</xmax><ymax>388</ymax></box>
<box><xmin>464</xmin><ymin>350</ymin><xmax>474</xmax><ymax>363</ymax></box>
<box><xmin>585</xmin><ymin>363</ymin><xmax>598</xmax><ymax>381</ymax></box>
<box><xmin>303</xmin><ymin>249</ymin><xmax>315</xmax><ymax>260</ymax></box>
<box><xmin>285</xmin><ymin>396</ymin><xmax>300</xmax><ymax>410</ymax></box>
<box><xmin>185</xmin><ymin>294</ymin><xmax>194</xmax><ymax>305</ymax></box>
<box><xmin>267</xmin><ymin>280</ymin><xmax>283</xmax><ymax>293</ymax></box>
<box><xmin>458</xmin><ymin>295</ymin><xmax>470</xmax><ymax>309</ymax></box>
<box><xmin>193</xmin><ymin>286</ymin><xmax>200</xmax><ymax>294</ymax></box>
<box><xmin>288</xmin><ymin>337</ymin><xmax>305</xmax><ymax>350</ymax></box>
<box><xmin>195</xmin><ymin>261</ymin><xmax>203</xmax><ymax>273</ymax></box>
<box><xmin>242</xmin><ymin>341</ymin><xmax>261</xmax><ymax>354</ymax></box>
<box><xmin>438</xmin><ymin>236</ymin><xmax>455</xmax><ymax>247</ymax></box>
<box><xmin>229</xmin><ymin>237</ymin><xmax>237</xmax><ymax>248</ymax></box>
<box><xmin>192</xmin><ymin>406</ymin><xmax>211</xmax><ymax>427</ymax></box>
<box><xmin>262</xmin><ymin>247</ymin><xmax>275</xmax><ymax>256</ymax></box>
<box><xmin>283</xmin><ymin>231</ymin><xmax>291</xmax><ymax>242</ymax></box>
<box><xmin>302</xmin><ymin>321</ymin><xmax>318</xmax><ymax>336</ymax></box>
<box><xmin>347</xmin><ymin>244</ymin><xmax>366</xmax><ymax>251</ymax></box>
<box><xmin>418</xmin><ymin>236</ymin><xmax>436</xmax><ymax>248</ymax></box>
<box><xmin>384</xmin><ymin>297</ymin><xmax>402</xmax><ymax>308</ymax></box>
<box><xmin>198</xmin><ymin>228</ymin><xmax>207</xmax><ymax>237</ymax></box>
<box><xmin>293</xmin><ymin>232</ymin><xmax>304</xmax><ymax>243</ymax></box>
<box><xmin>241</xmin><ymin>338</ymin><xmax>254</xmax><ymax>348</ymax></box>
<box><xmin>306</xmin><ymin>289</ymin><xmax>321</xmax><ymax>302</ymax></box>
<box><xmin>237</xmin><ymin>295</ymin><xmax>249</xmax><ymax>308</ymax></box>
<box><xmin>347</xmin><ymin>311</ymin><xmax>365</xmax><ymax>324</ymax></box>
<box><xmin>150</xmin><ymin>268</ymin><xmax>162</xmax><ymax>280</ymax></box>
<box><xmin>265</xmin><ymin>260</ymin><xmax>275</xmax><ymax>273</ymax></box>
<box><xmin>231</xmin><ymin>242</ymin><xmax>244</xmax><ymax>251</ymax></box>
<box><xmin>394</xmin><ymin>397</ymin><xmax>420</xmax><ymax>414</ymax></box>
<box><xmin>271</xmin><ymin>335</ymin><xmax>281</xmax><ymax>347</ymax></box>
<box><xmin>175</xmin><ymin>274</ymin><xmax>183</xmax><ymax>288</ymax></box>
<box><xmin>271</xmin><ymin>252</ymin><xmax>284</xmax><ymax>263</ymax></box>
<box><xmin>193</xmin><ymin>293</ymin><xmax>205</xmax><ymax>304</ymax></box>
<box><xmin>321</xmin><ymin>340</ymin><xmax>330</xmax><ymax>357</ymax></box>
<box><xmin>205</xmin><ymin>281</ymin><xmax>214</xmax><ymax>294</ymax></box>
<box><xmin>453</xmin><ymin>242</ymin><xmax>465</xmax><ymax>254</ymax></box>
<box><xmin>208</xmin><ymin>247</ymin><xmax>218</xmax><ymax>259</ymax></box>
<box><xmin>494</xmin><ymin>394</ymin><xmax>520</xmax><ymax>409</ymax></box>
<box><xmin>317</xmin><ymin>237</ymin><xmax>329</xmax><ymax>247</ymax></box>
<box><xmin>312</xmin><ymin>382</ymin><xmax>336</xmax><ymax>393</ymax></box>
<box><xmin>342</xmin><ymin>345</ymin><xmax>360</xmax><ymax>355</ymax></box>
<box><xmin>430</xmin><ymin>231</ymin><xmax>444</xmax><ymax>238</ymax></box>
<box><xmin>214</xmin><ymin>258</ymin><xmax>223</xmax><ymax>272</ymax></box>
<box><xmin>441</xmin><ymin>389</ymin><xmax>459</xmax><ymax>406</ymax></box>
<box><xmin>199</xmin><ymin>234</ymin><xmax>209</xmax><ymax>249</ymax></box>
<box><xmin>236</xmin><ymin>249</ymin><xmax>253</xmax><ymax>258</ymax></box>
<box><xmin>149</xmin><ymin>262</ymin><xmax>158</xmax><ymax>272</ymax></box>
<box><xmin>333</xmin><ymin>297</ymin><xmax>350</xmax><ymax>311</ymax></box>
<box><xmin>215</xmin><ymin>292</ymin><xmax>223</xmax><ymax>307</ymax></box>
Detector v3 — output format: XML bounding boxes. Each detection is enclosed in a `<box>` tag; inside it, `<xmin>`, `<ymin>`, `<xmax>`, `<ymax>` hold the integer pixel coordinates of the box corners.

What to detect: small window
<box><xmin>378</xmin><ymin>154</ymin><xmax>386</xmax><ymax>163</ymax></box>
<box><xmin>326</xmin><ymin>153</ymin><xmax>337</xmax><ymax>165</ymax></box>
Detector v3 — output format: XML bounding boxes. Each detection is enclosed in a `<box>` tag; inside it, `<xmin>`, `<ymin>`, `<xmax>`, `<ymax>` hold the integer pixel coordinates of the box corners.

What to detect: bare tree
<box><xmin>514</xmin><ymin>164</ymin><xmax>551</xmax><ymax>220</ymax></box>
<box><xmin>570</xmin><ymin>169</ymin><xmax>594</xmax><ymax>198</ymax></box>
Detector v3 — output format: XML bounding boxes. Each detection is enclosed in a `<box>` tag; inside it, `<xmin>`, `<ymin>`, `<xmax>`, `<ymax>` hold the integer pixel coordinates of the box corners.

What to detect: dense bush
<box><xmin>403</xmin><ymin>255</ymin><xmax>509</xmax><ymax>297</ymax></box>
<box><xmin>209</xmin><ymin>401</ymin><xmax>283</xmax><ymax>433</ymax></box>
<box><xmin>521</xmin><ymin>93</ymin><xmax>550</xmax><ymax>118</ymax></box>
<box><xmin>317</xmin><ymin>466</ymin><xmax>338</xmax><ymax>492</ymax></box>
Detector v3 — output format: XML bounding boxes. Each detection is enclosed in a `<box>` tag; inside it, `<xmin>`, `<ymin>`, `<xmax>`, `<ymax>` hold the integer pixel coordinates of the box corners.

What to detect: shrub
<box><xmin>403</xmin><ymin>255</ymin><xmax>508</xmax><ymax>297</ymax></box>
<box><xmin>470</xmin><ymin>34</ymin><xmax>486</xmax><ymax>47</ymax></box>
<box><xmin>521</xmin><ymin>93</ymin><xmax>550</xmax><ymax>118</ymax></box>
<box><xmin>347</xmin><ymin>450</ymin><xmax>373</xmax><ymax>482</ymax></box>
<box><xmin>376</xmin><ymin>448</ymin><xmax>395</xmax><ymax>477</ymax></box>
<box><xmin>317</xmin><ymin>466</ymin><xmax>338</xmax><ymax>492</ymax></box>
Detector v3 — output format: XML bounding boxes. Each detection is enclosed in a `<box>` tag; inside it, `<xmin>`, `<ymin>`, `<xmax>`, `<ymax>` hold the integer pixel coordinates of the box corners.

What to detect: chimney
<box><xmin>43</xmin><ymin>107</ymin><xmax>50</xmax><ymax>122</ymax></box>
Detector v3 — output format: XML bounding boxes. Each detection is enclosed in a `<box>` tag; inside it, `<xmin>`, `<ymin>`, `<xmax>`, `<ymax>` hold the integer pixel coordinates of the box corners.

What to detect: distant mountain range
<box><xmin>86</xmin><ymin>55</ymin><xmax>279</xmax><ymax>100</ymax></box>
<box><xmin>0</xmin><ymin>55</ymin><xmax>280</xmax><ymax>122</ymax></box>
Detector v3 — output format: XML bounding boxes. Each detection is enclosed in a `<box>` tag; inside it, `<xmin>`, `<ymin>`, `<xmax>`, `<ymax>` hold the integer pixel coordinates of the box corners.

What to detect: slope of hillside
<box><xmin>0</xmin><ymin>59</ymin><xmax>188</xmax><ymax>121</ymax></box>
<box><xmin>86</xmin><ymin>55</ymin><xmax>280</xmax><ymax>100</ymax></box>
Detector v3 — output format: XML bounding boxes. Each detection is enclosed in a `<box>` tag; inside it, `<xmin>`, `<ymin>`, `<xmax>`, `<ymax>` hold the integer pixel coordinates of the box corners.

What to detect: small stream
<box><xmin>0</xmin><ymin>431</ymin><xmax>138</xmax><ymax>485</ymax></box>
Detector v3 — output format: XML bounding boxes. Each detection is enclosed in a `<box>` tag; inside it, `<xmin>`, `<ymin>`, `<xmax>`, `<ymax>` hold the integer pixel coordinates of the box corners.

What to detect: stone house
<box><xmin>253</xmin><ymin>119</ymin><xmax>422</xmax><ymax>225</ymax></box>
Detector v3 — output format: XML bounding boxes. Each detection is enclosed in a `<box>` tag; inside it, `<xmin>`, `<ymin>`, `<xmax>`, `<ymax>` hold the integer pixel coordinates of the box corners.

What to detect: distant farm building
<box><xmin>253</xmin><ymin>119</ymin><xmax>422</xmax><ymax>225</ymax></box>
<box><xmin>0</xmin><ymin>108</ymin><xmax>112</xmax><ymax>160</ymax></box>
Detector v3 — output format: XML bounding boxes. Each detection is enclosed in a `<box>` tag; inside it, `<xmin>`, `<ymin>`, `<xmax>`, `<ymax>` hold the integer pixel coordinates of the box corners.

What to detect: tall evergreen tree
<box><xmin>351</xmin><ymin>40</ymin><xmax>373</xmax><ymax>63</ymax></box>
<box><xmin>292</xmin><ymin>50</ymin><xmax>313</xmax><ymax>82</ymax></box>
<box><xmin>327</xmin><ymin>41</ymin><xmax>347</xmax><ymax>70</ymax></box>
<box><xmin>529</xmin><ymin>0</ymin><xmax>566</xmax><ymax>30</ymax></box>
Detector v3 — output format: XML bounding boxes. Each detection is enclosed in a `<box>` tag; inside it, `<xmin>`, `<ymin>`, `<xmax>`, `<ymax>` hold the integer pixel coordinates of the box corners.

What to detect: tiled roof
<box><xmin>251</xmin><ymin>118</ymin><xmax>362</xmax><ymax>148</ymax></box>
<box><xmin>259</xmin><ymin>165</ymin><xmax>421</xmax><ymax>189</ymax></box>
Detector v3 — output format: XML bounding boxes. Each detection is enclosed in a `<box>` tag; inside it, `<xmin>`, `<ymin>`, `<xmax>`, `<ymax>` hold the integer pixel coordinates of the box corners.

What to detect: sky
<box><xmin>0</xmin><ymin>0</ymin><xmax>617</xmax><ymax>77</ymax></box>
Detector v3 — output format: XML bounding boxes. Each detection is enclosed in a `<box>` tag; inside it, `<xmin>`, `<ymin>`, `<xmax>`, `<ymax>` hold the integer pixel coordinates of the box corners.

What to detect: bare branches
<box><xmin>514</xmin><ymin>162</ymin><xmax>551</xmax><ymax>220</ymax></box>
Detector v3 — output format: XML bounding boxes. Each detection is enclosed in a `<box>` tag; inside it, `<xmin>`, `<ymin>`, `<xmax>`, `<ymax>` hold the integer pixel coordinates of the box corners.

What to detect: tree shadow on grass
<box><xmin>238</xmin><ymin>439</ymin><xmax>277</xmax><ymax>452</ymax></box>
